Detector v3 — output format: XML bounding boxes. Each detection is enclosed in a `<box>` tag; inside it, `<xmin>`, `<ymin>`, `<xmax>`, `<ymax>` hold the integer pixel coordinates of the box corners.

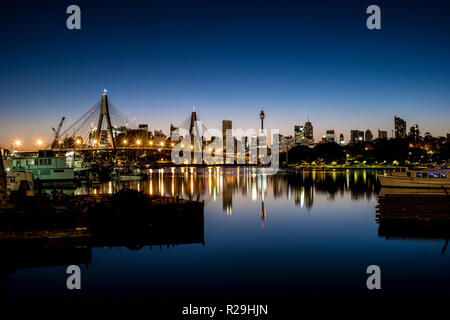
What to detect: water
<box><xmin>3</xmin><ymin>168</ymin><xmax>450</xmax><ymax>308</ymax></box>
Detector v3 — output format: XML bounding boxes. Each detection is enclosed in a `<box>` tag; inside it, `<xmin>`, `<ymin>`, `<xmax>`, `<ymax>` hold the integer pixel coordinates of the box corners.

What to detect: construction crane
<box><xmin>51</xmin><ymin>117</ymin><xmax>65</xmax><ymax>148</ymax></box>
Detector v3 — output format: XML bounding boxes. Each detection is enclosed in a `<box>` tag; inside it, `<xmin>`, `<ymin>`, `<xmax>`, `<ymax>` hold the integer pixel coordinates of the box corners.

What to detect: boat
<box><xmin>6</xmin><ymin>171</ymin><xmax>34</xmax><ymax>192</ymax></box>
<box><xmin>11</xmin><ymin>151</ymin><xmax>75</xmax><ymax>188</ymax></box>
<box><xmin>3</xmin><ymin>157</ymin><xmax>34</xmax><ymax>194</ymax></box>
<box><xmin>378</xmin><ymin>166</ymin><xmax>450</xmax><ymax>189</ymax></box>
<box><xmin>111</xmin><ymin>167</ymin><xmax>143</xmax><ymax>181</ymax></box>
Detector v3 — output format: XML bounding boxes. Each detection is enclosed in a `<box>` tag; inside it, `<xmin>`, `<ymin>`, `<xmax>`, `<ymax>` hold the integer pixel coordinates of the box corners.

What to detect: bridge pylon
<box><xmin>96</xmin><ymin>91</ymin><xmax>116</xmax><ymax>153</ymax></box>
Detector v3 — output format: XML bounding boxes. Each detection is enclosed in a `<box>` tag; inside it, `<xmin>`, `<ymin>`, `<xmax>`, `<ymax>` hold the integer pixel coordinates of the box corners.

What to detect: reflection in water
<box><xmin>74</xmin><ymin>168</ymin><xmax>382</xmax><ymax>218</ymax></box>
<box><xmin>0</xmin><ymin>191</ymin><xmax>204</xmax><ymax>291</ymax></box>
<box><xmin>2</xmin><ymin>168</ymin><xmax>450</xmax><ymax>302</ymax></box>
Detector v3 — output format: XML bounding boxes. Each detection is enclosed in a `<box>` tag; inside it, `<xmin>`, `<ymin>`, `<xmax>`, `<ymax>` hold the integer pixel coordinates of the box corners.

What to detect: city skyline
<box><xmin>1</xmin><ymin>0</ymin><xmax>450</xmax><ymax>148</ymax></box>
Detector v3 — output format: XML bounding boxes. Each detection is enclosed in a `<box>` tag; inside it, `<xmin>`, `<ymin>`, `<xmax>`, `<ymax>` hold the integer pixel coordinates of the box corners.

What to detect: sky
<box><xmin>1</xmin><ymin>0</ymin><xmax>450</xmax><ymax>149</ymax></box>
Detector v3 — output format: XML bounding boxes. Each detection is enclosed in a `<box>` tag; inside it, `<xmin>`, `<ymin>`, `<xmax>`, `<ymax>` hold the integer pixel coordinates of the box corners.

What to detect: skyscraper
<box><xmin>222</xmin><ymin>119</ymin><xmax>232</xmax><ymax>142</ymax></box>
<box><xmin>324</xmin><ymin>130</ymin><xmax>335</xmax><ymax>143</ymax></box>
<box><xmin>222</xmin><ymin>119</ymin><xmax>233</xmax><ymax>160</ymax></box>
<box><xmin>394</xmin><ymin>116</ymin><xmax>407</xmax><ymax>139</ymax></box>
<box><xmin>378</xmin><ymin>129</ymin><xmax>387</xmax><ymax>139</ymax></box>
<box><xmin>409</xmin><ymin>124</ymin><xmax>419</xmax><ymax>141</ymax></box>
<box><xmin>350</xmin><ymin>130</ymin><xmax>364</xmax><ymax>143</ymax></box>
<box><xmin>339</xmin><ymin>133</ymin><xmax>345</xmax><ymax>145</ymax></box>
<box><xmin>304</xmin><ymin>121</ymin><xmax>314</xmax><ymax>146</ymax></box>
<box><xmin>365</xmin><ymin>129</ymin><xmax>373</xmax><ymax>142</ymax></box>
<box><xmin>280</xmin><ymin>135</ymin><xmax>295</xmax><ymax>152</ymax></box>
<box><xmin>294</xmin><ymin>125</ymin><xmax>304</xmax><ymax>146</ymax></box>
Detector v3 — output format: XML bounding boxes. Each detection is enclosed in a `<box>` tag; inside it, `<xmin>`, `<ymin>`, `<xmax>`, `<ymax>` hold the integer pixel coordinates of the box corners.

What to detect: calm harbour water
<box><xmin>3</xmin><ymin>168</ymin><xmax>450</xmax><ymax>305</ymax></box>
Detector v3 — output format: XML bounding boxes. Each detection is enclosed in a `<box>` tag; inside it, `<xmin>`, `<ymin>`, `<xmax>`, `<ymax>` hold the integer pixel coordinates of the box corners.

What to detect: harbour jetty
<box><xmin>376</xmin><ymin>188</ymin><xmax>450</xmax><ymax>254</ymax></box>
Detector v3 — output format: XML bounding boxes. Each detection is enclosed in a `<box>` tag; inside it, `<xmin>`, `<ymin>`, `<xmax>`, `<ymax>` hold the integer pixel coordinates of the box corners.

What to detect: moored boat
<box><xmin>12</xmin><ymin>152</ymin><xmax>75</xmax><ymax>188</ymax></box>
<box><xmin>378</xmin><ymin>166</ymin><xmax>450</xmax><ymax>188</ymax></box>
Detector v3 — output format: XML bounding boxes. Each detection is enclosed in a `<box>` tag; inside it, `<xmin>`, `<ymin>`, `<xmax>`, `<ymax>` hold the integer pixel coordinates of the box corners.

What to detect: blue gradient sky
<box><xmin>1</xmin><ymin>0</ymin><xmax>450</xmax><ymax>148</ymax></box>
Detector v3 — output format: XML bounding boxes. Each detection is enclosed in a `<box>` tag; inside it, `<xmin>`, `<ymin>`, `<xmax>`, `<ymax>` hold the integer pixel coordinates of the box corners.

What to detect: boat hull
<box><xmin>378</xmin><ymin>174</ymin><xmax>450</xmax><ymax>188</ymax></box>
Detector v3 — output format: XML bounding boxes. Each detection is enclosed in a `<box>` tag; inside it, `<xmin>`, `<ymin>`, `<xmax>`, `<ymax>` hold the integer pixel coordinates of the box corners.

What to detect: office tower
<box><xmin>350</xmin><ymin>130</ymin><xmax>364</xmax><ymax>143</ymax></box>
<box><xmin>153</xmin><ymin>129</ymin><xmax>166</xmax><ymax>142</ymax></box>
<box><xmin>138</xmin><ymin>124</ymin><xmax>148</xmax><ymax>132</ymax></box>
<box><xmin>274</xmin><ymin>133</ymin><xmax>283</xmax><ymax>151</ymax></box>
<box><xmin>409</xmin><ymin>124</ymin><xmax>419</xmax><ymax>140</ymax></box>
<box><xmin>138</xmin><ymin>124</ymin><xmax>150</xmax><ymax>140</ymax></box>
<box><xmin>304</xmin><ymin>121</ymin><xmax>314</xmax><ymax>146</ymax></box>
<box><xmin>222</xmin><ymin>119</ymin><xmax>233</xmax><ymax>160</ymax></box>
<box><xmin>339</xmin><ymin>133</ymin><xmax>344</xmax><ymax>145</ymax></box>
<box><xmin>378</xmin><ymin>129</ymin><xmax>387</xmax><ymax>139</ymax></box>
<box><xmin>294</xmin><ymin>125</ymin><xmax>304</xmax><ymax>145</ymax></box>
<box><xmin>365</xmin><ymin>129</ymin><xmax>373</xmax><ymax>142</ymax></box>
<box><xmin>394</xmin><ymin>116</ymin><xmax>407</xmax><ymax>139</ymax></box>
<box><xmin>325</xmin><ymin>130</ymin><xmax>335</xmax><ymax>143</ymax></box>
<box><xmin>170</xmin><ymin>123</ymin><xmax>178</xmax><ymax>141</ymax></box>
<box><xmin>284</xmin><ymin>135</ymin><xmax>295</xmax><ymax>151</ymax></box>
<box><xmin>222</xmin><ymin>119</ymin><xmax>232</xmax><ymax>142</ymax></box>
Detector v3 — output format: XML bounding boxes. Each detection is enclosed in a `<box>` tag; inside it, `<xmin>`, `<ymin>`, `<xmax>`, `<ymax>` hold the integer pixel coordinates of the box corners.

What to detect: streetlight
<box><xmin>136</xmin><ymin>139</ymin><xmax>142</xmax><ymax>146</ymax></box>
<box><xmin>160</xmin><ymin>141</ymin><xmax>165</xmax><ymax>147</ymax></box>
<box><xmin>36</xmin><ymin>139</ymin><xmax>43</xmax><ymax>147</ymax></box>
<box><xmin>123</xmin><ymin>139</ymin><xmax>128</xmax><ymax>145</ymax></box>
<box><xmin>149</xmin><ymin>141</ymin><xmax>153</xmax><ymax>146</ymax></box>
<box><xmin>15</xmin><ymin>140</ymin><xmax>21</xmax><ymax>147</ymax></box>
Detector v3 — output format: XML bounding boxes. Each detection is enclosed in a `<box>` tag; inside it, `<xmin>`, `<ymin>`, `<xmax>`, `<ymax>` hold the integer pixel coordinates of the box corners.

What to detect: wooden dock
<box><xmin>376</xmin><ymin>192</ymin><xmax>450</xmax><ymax>242</ymax></box>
